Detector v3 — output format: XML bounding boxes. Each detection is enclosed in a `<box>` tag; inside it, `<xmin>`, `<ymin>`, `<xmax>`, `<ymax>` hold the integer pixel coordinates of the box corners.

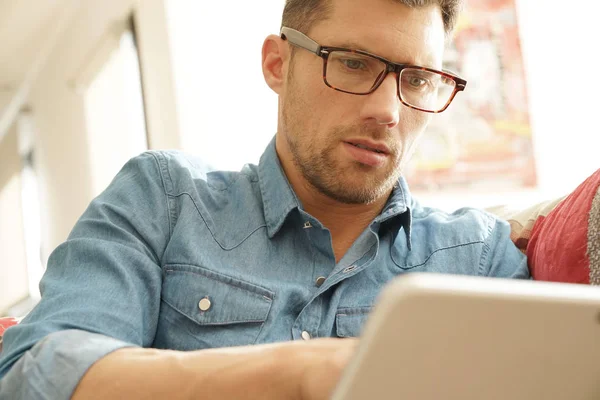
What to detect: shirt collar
<box><xmin>258</xmin><ymin>136</ymin><xmax>413</xmax><ymax>247</ymax></box>
<box><xmin>375</xmin><ymin>178</ymin><xmax>413</xmax><ymax>250</ymax></box>
<box><xmin>259</xmin><ymin>137</ymin><xmax>301</xmax><ymax>238</ymax></box>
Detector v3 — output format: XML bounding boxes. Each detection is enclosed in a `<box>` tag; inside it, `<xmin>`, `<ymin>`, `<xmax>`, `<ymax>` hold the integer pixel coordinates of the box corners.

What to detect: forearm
<box><xmin>2</xmin><ymin>330</ymin><xmax>351</xmax><ymax>400</ymax></box>
<box><xmin>73</xmin><ymin>343</ymin><xmax>296</xmax><ymax>400</ymax></box>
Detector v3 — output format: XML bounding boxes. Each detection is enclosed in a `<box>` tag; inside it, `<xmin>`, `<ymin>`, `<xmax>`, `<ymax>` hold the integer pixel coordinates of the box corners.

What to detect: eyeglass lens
<box><xmin>325</xmin><ymin>51</ymin><xmax>456</xmax><ymax>112</ymax></box>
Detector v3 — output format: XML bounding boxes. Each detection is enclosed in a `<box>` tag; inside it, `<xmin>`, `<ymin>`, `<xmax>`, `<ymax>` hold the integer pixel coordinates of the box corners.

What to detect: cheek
<box><xmin>401</xmin><ymin>109</ymin><xmax>431</xmax><ymax>138</ymax></box>
<box><xmin>397</xmin><ymin>111</ymin><xmax>431</xmax><ymax>158</ymax></box>
<box><xmin>302</xmin><ymin>87</ymin><xmax>343</xmax><ymax>136</ymax></box>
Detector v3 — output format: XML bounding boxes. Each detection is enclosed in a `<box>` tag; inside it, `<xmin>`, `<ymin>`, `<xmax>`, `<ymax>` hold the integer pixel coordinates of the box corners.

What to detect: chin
<box><xmin>334</xmin><ymin>178</ymin><xmax>394</xmax><ymax>204</ymax></box>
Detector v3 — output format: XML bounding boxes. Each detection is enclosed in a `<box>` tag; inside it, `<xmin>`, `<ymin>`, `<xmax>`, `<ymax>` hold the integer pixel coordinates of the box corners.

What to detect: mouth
<box><xmin>344</xmin><ymin>140</ymin><xmax>391</xmax><ymax>155</ymax></box>
<box><xmin>342</xmin><ymin>140</ymin><xmax>391</xmax><ymax>167</ymax></box>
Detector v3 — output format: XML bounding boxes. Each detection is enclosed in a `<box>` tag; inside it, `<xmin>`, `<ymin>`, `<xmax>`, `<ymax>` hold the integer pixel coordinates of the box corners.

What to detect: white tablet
<box><xmin>331</xmin><ymin>273</ymin><xmax>600</xmax><ymax>400</ymax></box>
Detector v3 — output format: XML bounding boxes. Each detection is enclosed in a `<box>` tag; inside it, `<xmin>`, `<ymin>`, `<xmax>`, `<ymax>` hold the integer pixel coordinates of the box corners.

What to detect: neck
<box><xmin>296</xmin><ymin>176</ymin><xmax>390</xmax><ymax>263</ymax></box>
<box><xmin>276</xmin><ymin>141</ymin><xmax>391</xmax><ymax>262</ymax></box>
<box><xmin>297</xmin><ymin>180</ymin><xmax>389</xmax><ymax>232</ymax></box>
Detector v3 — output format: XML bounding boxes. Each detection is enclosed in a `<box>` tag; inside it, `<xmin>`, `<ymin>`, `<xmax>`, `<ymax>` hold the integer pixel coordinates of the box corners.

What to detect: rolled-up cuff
<box><xmin>0</xmin><ymin>330</ymin><xmax>137</xmax><ymax>400</ymax></box>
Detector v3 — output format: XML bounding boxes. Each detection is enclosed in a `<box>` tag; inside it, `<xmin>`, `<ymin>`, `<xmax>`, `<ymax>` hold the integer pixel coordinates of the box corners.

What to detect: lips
<box><xmin>342</xmin><ymin>141</ymin><xmax>390</xmax><ymax>167</ymax></box>
<box><xmin>345</xmin><ymin>140</ymin><xmax>391</xmax><ymax>155</ymax></box>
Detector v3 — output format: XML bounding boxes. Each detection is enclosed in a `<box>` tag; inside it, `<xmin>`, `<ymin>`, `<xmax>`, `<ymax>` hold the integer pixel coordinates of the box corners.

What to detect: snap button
<box><xmin>315</xmin><ymin>277</ymin><xmax>326</xmax><ymax>287</ymax></box>
<box><xmin>198</xmin><ymin>297</ymin><xmax>212</xmax><ymax>312</ymax></box>
<box><xmin>343</xmin><ymin>265</ymin><xmax>357</xmax><ymax>274</ymax></box>
<box><xmin>301</xmin><ymin>331</ymin><xmax>311</xmax><ymax>341</ymax></box>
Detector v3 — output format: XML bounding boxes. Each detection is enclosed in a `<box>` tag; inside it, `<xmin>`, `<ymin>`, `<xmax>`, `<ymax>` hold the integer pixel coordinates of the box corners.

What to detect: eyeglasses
<box><xmin>280</xmin><ymin>27</ymin><xmax>467</xmax><ymax>113</ymax></box>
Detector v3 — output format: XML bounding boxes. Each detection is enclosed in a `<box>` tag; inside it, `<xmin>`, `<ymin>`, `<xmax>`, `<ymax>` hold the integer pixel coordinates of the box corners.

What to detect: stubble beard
<box><xmin>281</xmin><ymin>78</ymin><xmax>403</xmax><ymax>205</ymax></box>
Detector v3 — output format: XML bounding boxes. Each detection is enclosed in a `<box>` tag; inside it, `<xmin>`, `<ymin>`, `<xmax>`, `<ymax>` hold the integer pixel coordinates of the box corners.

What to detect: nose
<box><xmin>359</xmin><ymin>73</ymin><xmax>400</xmax><ymax>129</ymax></box>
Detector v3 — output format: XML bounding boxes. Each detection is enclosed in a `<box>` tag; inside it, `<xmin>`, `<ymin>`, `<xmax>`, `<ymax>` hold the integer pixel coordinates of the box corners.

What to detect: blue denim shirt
<box><xmin>0</xmin><ymin>138</ymin><xmax>529</xmax><ymax>399</ymax></box>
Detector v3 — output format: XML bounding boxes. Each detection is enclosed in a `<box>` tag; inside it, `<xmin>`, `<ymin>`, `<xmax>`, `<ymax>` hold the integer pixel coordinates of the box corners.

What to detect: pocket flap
<box><xmin>162</xmin><ymin>265</ymin><xmax>274</xmax><ymax>326</ymax></box>
<box><xmin>336</xmin><ymin>307</ymin><xmax>371</xmax><ymax>338</ymax></box>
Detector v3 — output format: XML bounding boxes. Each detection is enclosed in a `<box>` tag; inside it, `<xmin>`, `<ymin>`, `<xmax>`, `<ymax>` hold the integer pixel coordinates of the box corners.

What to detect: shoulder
<box><xmin>410</xmin><ymin>199</ymin><xmax>500</xmax><ymax>245</ymax></box>
<box><xmin>125</xmin><ymin>150</ymin><xmax>260</xmax><ymax>194</ymax></box>
<box><xmin>392</xmin><ymin>198</ymin><xmax>524</xmax><ymax>277</ymax></box>
<box><xmin>135</xmin><ymin>151</ymin><xmax>266</xmax><ymax>247</ymax></box>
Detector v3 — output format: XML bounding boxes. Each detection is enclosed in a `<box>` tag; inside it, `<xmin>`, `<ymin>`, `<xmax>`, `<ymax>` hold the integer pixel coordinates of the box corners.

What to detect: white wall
<box><xmin>516</xmin><ymin>0</ymin><xmax>600</xmax><ymax>198</ymax></box>
<box><xmin>164</xmin><ymin>0</ymin><xmax>285</xmax><ymax>170</ymax></box>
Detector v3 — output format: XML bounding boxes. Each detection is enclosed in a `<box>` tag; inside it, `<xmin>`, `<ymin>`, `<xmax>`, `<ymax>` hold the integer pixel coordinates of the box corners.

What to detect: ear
<box><xmin>262</xmin><ymin>34</ymin><xmax>288</xmax><ymax>95</ymax></box>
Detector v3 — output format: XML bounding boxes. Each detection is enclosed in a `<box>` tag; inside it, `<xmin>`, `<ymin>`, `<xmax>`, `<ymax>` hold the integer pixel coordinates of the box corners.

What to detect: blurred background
<box><xmin>0</xmin><ymin>0</ymin><xmax>598</xmax><ymax>315</ymax></box>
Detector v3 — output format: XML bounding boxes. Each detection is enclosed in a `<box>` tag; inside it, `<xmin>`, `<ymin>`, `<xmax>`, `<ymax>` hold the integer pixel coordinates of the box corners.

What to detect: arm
<box><xmin>0</xmin><ymin>152</ymin><xmax>356</xmax><ymax>400</ymax></box>
<box><xmin>481</xmin><ymin>217</ymin><xmax>531</xmax><ymax>279</ymax></box>
<box><xmin>72</xmin><ymin>339</ymin><xmax>356</xmax><ymax>400</ymax></box>
<box><xmin>0</xmin><ymin>153</ymin><xmax>170</xmax><ymax>398</ymax></box>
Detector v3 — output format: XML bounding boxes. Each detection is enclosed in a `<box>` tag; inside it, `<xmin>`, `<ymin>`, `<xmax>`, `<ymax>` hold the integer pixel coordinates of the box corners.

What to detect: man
<box><xmin>0</xmin><ymin>0</ymin><xmax>529</xmax><ymax>398</ymax></box>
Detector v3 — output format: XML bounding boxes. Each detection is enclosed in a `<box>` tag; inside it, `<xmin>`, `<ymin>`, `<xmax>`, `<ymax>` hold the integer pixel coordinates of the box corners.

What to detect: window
<box><xmin>84</xmin><ymin>25</ymin><xmax>148</xmax><ymax>196</ymax></box>
<box><xmin>17</xmin><ymin>113</ymin><xmax>43</xmax><ymax>304</ymax></box>
<box><xmin>0</xmin><ymin>119</ymin><xmax>31</xmax><ymax>316</ymax></box>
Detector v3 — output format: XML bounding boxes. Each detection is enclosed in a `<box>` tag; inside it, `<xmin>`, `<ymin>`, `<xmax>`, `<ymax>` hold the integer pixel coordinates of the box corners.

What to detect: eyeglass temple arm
<box><xmin>442</xmin><ymin>68</ymin><xmax>467</xmax><ymax>89</ymax></box>
<box><xmin>280</xmin><ymin>27</ymin><xmax>322</xmax><ymax>55</ymax></box>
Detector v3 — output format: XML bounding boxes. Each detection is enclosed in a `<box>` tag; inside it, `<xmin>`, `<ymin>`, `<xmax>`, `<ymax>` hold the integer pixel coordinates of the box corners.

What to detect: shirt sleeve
<box><xmin>480</xmin><ymin>216</ymin><xmax>531</xmax><ymax>279</ymax></box>
<box><xmin>0</xmin><ymin>330</ymin><xmax>135</xmax><ymax>400</ymax></box>
<box><xmin>0</xmin><ymin>152</ymin><xmax>171</xmax><ymax>399</ymax></box>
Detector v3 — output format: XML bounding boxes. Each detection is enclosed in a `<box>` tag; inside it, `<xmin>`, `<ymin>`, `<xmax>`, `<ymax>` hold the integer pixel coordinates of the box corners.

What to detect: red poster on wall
<box><xmin>405</xmin><ymin>0</ymin><xmax>536</xmax><ymax>192</ymax></box>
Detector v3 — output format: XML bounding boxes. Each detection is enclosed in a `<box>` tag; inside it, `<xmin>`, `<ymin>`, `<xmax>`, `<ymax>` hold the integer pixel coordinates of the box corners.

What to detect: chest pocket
<box><xmin>159</xmin><ymin>264</ymin><xmax>274</xmax><ymax>350</ymax></box>
<box><xmin>336</xmin><ymin>307</ymin><xmax>372</xmax><ymax>338</ymax></box>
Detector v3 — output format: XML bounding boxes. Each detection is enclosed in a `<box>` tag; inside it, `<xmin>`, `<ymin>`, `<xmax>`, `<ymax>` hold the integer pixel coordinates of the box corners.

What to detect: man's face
<box><xmin>277</xmin><ymin>0</ymin><xmax>446</xmax><ymax>204</ymax></box>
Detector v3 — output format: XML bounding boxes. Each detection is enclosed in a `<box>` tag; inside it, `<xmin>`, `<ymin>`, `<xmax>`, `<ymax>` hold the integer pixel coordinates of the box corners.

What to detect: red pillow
<box><xmin>0</xmin><ymin>317</ymin><xmax>19</xmax><ymax>353</ymax></box>
<box><xmin>0</xmin><ymin>317</ymin><xmax>18</xmax><ymax>337</ymax></box>
<box><xmin>527</xmin><ymin>169</ymin><xmax>600</xmax><ymax>284</ymax></box>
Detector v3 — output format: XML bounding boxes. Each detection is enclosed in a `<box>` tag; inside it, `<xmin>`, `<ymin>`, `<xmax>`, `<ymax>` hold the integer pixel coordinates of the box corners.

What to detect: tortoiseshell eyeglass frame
<box><xmin>280</xmin><ymin>27</ymin><xmax>467</xmax><ymax>113</ymax></box>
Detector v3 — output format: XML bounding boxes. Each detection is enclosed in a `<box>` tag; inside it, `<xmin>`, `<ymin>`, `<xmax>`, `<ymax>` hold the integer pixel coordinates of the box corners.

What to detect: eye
<box><xmin>341</xmin><ymin>58</ymin><xmax>367</xmax><ymax>71</ymax></box>
<box><xmin>408</xmin><ymin>76</ymin><xmax>427</xmax><ymax>88</ymax></box>
<box><xmin>401</xmin><ymin>71</ymin><xmax>437</xmax><ymax>93</ymax></box>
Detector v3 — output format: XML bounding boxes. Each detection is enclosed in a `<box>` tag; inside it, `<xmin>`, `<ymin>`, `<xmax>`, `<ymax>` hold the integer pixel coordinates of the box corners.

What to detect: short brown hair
<box><xmin>281</xmin><ymin>0</ymin><xmax>463</xmax><ymax>37</ymax></box>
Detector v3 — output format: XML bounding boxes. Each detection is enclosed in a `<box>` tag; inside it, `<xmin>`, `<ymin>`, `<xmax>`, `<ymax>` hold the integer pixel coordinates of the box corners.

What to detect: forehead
<box><xmin>309</xmin><ymin>0</ymin><xmax>446</xmax><ymax>67</ymax></box>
